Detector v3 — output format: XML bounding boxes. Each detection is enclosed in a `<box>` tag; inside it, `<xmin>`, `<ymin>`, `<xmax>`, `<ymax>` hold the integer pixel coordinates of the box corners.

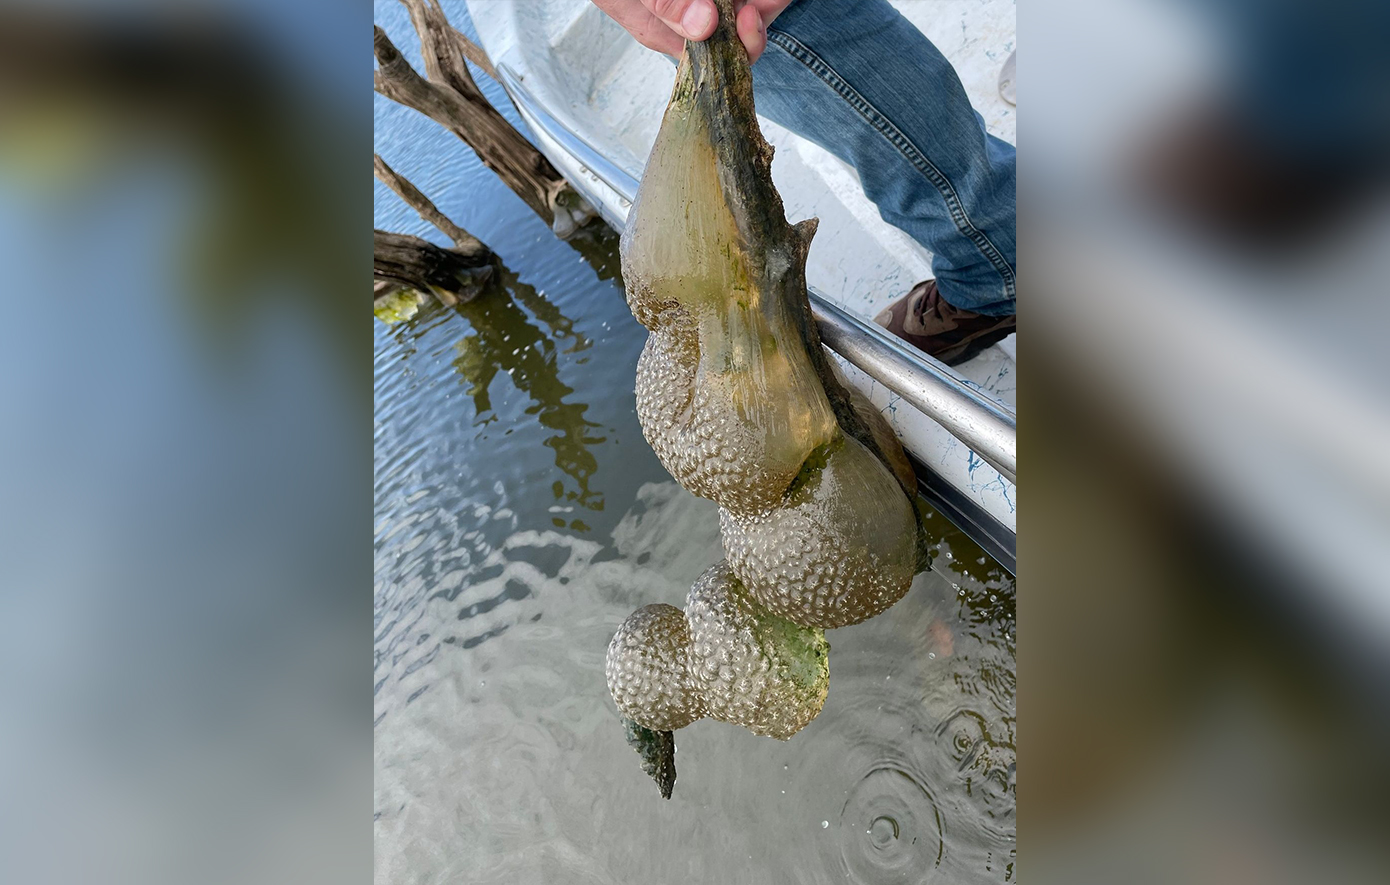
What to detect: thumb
<box><xmin>644</xmin><ymin>0</ymin><xmax>717</xmax><ymax>41</ymax></box>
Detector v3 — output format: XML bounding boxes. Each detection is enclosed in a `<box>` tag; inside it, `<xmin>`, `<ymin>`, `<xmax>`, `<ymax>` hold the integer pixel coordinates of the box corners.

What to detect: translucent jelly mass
<box><xmin>604</xmin><ymin>564</ymin><xmax>830</xmax><ymax>741</ymax></box>
<box><xmin>605</xmin><ymin>603</ymin><xmax>706</xmax><ymax>731</ymax></box>
<box><xmin>720</xmin><ymin>435</ymin><xmax>918</xmax><ymax>629</ymax></box>
<box><xmin>610</xmin><ymin>26</ymin><xmax>920</xmax><ymax>748</ymax></box>
<box><xmin>685</xmin><ymin>562</ymin><xmax>829</xmax><ymax>740</ymax></box>
<box><xmin>622</xmin><ymin>75</ymin><xmax>839</xmax><ymax>518</ymax></box>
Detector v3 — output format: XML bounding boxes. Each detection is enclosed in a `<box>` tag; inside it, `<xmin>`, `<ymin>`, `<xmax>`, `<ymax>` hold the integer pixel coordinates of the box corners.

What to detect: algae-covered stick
<box><xmin>608</xmin><ymin>0</ymin><xmax>923</xmax><ymax>798</ymax></box>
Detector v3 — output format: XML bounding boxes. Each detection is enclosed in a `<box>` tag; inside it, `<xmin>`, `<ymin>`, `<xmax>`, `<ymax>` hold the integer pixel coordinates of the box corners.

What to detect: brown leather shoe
<box><xmin>873</xmin><ymin>279</ymin><xmax>1016</xmax><ymax>366</ymax></box>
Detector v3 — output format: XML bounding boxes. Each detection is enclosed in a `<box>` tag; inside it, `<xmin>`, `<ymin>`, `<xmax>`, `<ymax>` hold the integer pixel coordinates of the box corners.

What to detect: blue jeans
<box><xmin>751</xmin><ymin>0</ymin><xmax>1017</xmax><ymax>316</ymax></box>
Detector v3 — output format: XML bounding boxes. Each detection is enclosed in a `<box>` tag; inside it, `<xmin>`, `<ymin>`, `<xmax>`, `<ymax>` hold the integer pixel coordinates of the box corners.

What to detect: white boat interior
<box><xmin>468</xmin><ymin>0</ymin><xmax>1018</xmax><ymax>570</ymax></box>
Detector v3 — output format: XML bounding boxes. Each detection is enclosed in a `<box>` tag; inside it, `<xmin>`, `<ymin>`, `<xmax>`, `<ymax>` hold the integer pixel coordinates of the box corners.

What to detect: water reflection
<box><xmin>450</xmin><ymin>263</ymin><xmax>606</xmax><ymax>514</ymax></box>
<box><xmin>564</xmin><ymin>223</ymin><xmax>624</xmax><ymax>284</ymax></box>
<box><xmin>905</xmin><ymin>501</ymin><xmax>1015</xmax><ymax>660</ymax></box>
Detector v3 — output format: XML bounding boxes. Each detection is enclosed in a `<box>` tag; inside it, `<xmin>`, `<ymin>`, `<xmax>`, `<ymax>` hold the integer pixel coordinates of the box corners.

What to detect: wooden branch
<box><xmin>373</xmin><ymin>24</ymin><xmax>549</xmax><ymax>221</ymax></box>
<box><xmin>373</xmin><ymin>25</ymin><xmax>464</xmax><ymax>131</ymax></box>
<box><xmin>374</xmin><ymin>152</ymin><xmax>486</xmax><ymax>252</ymax></box>
<box><xmin>402</xmin><ymin>0</ymin><xmax>478</xmax><ymax>101</ymax></box>
<box><xmin>373</xmin><ymin>8</ymin><xmax>597</xmax><ymax>239</ymax></box>
<box><xmin>451</xmin><ymin>27</ymin><xmax>498</xmax><ymax>82</ymax></box>
<box><xmin>374</xmin><ymin>229</ymin><xmax>493</xmax><ymax>305</ymax></box>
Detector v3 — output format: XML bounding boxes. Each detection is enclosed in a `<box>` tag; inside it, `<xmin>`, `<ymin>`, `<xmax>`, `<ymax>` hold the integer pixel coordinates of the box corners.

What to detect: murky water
<box><xmin>373</xmin><ymin>4</ymin><xmax>1015</xmax><ymax>882</ymax></box>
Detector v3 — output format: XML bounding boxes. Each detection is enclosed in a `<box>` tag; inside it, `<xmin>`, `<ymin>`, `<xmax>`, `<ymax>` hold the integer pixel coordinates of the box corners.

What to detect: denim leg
<box><xmin>751</xmin><ymin>0</ymin><xmax>1017</xmax><ymax>316</ymax></box>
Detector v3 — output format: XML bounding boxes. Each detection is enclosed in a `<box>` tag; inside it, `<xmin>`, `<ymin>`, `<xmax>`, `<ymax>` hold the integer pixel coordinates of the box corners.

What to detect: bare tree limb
<box><xmin>451</xmin><ymin>27</ymin><xmax>498</xmax><ymax>82</ymax></box>
<box><xmin>374</xmin><ymin>229</ymin><xmax>493</xmax><ymax>306</ymax></box>
<box><xmin>373</xmin><ymin>7</ymin><xmax>596</xmax><ymax>238</ymax></box>
<box><xmin>402</xmin><ymin>0</ymin><xmax>477</xmax><ymax>100</ymax></box>
<box><xmin>374</xmin><ymin>152</ymin><xmax>486</xmax><ymax>252</ymax></box>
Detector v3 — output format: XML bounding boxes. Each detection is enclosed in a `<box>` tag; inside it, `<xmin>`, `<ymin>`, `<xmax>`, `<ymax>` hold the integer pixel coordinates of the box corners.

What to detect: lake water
<box><xmin>373</xmin><ymin>3</ymin><xmax>1015</xmax><ymax>882</ymax></box>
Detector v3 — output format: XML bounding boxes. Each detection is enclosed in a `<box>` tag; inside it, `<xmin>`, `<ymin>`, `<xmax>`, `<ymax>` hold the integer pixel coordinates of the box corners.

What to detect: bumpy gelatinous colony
<box><xmin>608</xmin><ymin>0</ymin><xmax>920</xmax><ymax>752</ymax></box>
<box><xmin>605</xmin><ymin>603</ymin><xmax>706</xmax><ymax>731</ymax></box>
<box><xmin>606</xmin><ymin>563</ymin><xmax>829</xmax><ymax>740</ymax></box>
<box><xmin>719</xmin><ymin>435</ymin><xmax>918</xmax><ymax>628</ymax></box>
<box><xmin>619</xmin><ymin>32</ymin><xmax>918</xmax><ymax>631</ymax></box>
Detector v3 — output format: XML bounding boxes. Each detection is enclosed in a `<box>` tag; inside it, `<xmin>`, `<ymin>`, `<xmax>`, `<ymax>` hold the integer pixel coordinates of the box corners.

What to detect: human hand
<box><xmin>590</xmin><ymin>0</ymin><xmax>794</xmax><ymax>63</ymax></box>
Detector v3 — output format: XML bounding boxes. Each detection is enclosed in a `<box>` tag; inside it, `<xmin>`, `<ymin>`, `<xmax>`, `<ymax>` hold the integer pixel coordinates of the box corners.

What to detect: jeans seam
<box><xmin>765</xmin><ymin>28</ymin><xmax>1016</xmax><ymax>299</ymax></box>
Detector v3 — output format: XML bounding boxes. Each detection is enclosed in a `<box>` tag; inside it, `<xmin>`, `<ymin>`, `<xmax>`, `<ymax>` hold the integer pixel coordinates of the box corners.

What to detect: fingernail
<box><xmin>681</xmin><ymin>2</ymin><xmax>713</xmax><ymax>38</ymax></box>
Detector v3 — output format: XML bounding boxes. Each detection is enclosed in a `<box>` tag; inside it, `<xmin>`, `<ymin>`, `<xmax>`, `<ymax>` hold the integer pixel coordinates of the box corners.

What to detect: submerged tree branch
<box><xmin>374</xmin><ymin>229</ymin><xmax>494</xmax><ymax>306</ymax></box>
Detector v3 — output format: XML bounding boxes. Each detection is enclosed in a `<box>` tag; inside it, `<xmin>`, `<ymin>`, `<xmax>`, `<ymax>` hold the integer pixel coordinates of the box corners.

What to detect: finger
<box><xmin>734</xmin><ymin>2</ymin><xmax>766</xmax><ymax>62</ymax></box>
<box><xmin>593</xmin><ymin>0</ymin><xmax>686</xmax><ymax>55</ymax></box>
<box><xmin>645</xmin><ymin>0</ymin><xmax>716</xmax><ymax>41</ymax></box>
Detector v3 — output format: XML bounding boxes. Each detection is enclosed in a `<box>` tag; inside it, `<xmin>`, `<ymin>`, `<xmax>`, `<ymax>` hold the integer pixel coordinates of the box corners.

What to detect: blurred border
<box><xmin>0</xmin><ymin>3</ymin><xmax>367</xmax><ymax>884</ymax></box>
<box><xmin>1023</xmin><ymin>1</ymin><xmax>1390</xmax><ymax>882</ymax></box>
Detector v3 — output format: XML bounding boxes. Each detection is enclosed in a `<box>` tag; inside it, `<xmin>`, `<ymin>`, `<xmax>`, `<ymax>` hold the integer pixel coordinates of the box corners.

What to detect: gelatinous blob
<box><xmin>720</xmin><ymin>435</ymin><xmax>918</xmax><ymax>628</ymax></box>
<box><xmin>605</xmin><ymin>603</ymin><xmax>705</xmax><ymax>731</ymax></box>
<box><xmin>609</xmin><ymin>0</ymin><xmax>919</xmax><ymax>753</ymax></box>
<box><xmin>620</xmin><ymin>4</ymin><xmax>917</xmax><ymax>598</ymax></box>
<box><xmin>603</xmin><ymin>564</ymin><xmax>831</xmax><ymax>742</ymax></box>
<box><xmin>686</xmin><ymin>562</ymin><xmax>829</xmax><ymax>740</ymax></box>
<box><xmin>621</xmin><ymin>40</ymin><xmax>841</xmax><ymax>518</ymax></box>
